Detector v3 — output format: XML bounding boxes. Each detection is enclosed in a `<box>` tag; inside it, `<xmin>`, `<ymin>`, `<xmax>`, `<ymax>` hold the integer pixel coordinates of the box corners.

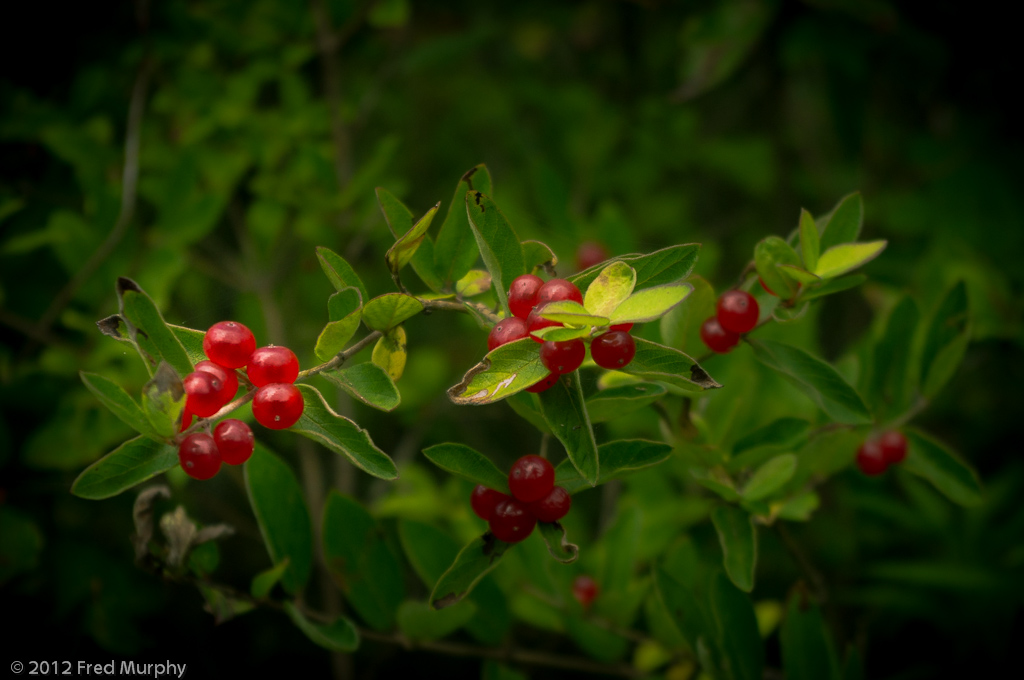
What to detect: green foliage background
<box><xmin>1</xmin><ymin>0</ymin><xmax>1022</xmax><ymax>677</ymax></box>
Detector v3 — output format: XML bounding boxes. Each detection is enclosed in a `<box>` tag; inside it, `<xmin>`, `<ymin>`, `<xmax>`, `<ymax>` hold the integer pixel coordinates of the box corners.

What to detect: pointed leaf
<box><xmin>585</xmin><ymin>382</ymin><xmax>668</xmax><ymax>423</ymax></box>
<box><xmin>536</xmin><ymin>521</ymin><xmax>579</xmax><ymax>564</ymax></box>
<box><xmin>455</xmin><ymin>269</ymin><xmax>491</xmax><ymax>297</ymax></box>
<box><xmin>537</xmin><ymin>371</ymin><xmax>599</xmax><ymax>486</ymax></box>
<box><xmin>609</xmin><ymin>282</ymin><xmax>692</xmax><ymax>325</ymax></box>
<box><xmin>729</xmin><ymin>418</ymin><xmax>810</xmax><ymax>472</ymax></box>
<box><xmin>71</xmin><ymin>436</ymin><xmax>177</xmax><ymax>500</ymax></box>
<box><xmin>386</xmin><ymin>201</ymin><xmax>441</xmax><ymax>281</ymax></box>
<box><xmin>422</xmin><ymin>443</ymin><xmax>510</xmax><ymax>493</ymax></box>
<box><xmin>251</xmin><ymin>558</ymin><xmax>291</xmax><ymax>599</ymax></box>
<box><xmin>619</xmin><ymin>338</ymin><xmax>722</xmax><ymax>392</ymax></box>
<box><xmin>813</xmin><ymin>241</ymin><xmax>886</xmax><ymax>279</ymax></box>
<box><xmin>799</xmin><ymin>274</ymin><xmax>866</xmax><ymax>301</ymax></box>
<box><xmin>431</xmin><ymin>534</ymin><xmax>512</xmax><ymax>609</ymax></box>
<box><xmin>780</xmin><ymin>589</ymin><xmax>841</xmax><ymax>680</ymax></box>
<box><xmin>903</xmin><ymin>428</ymin><xmax>982</xmax><ymax>506</ymax></box>
<box><xmin>920</xmin><ymin>280</ymin><xmax>970</xmax><ymax>399</ymax></box>
<box><xmin>375</xmin><ymin>186</ymin><xmax>414</xmax><ymax>237</ymax></box>
<box><xmin>284</xmin><ymin>602</ymin><xmax>359</xmax><ymax>652</ymax></box>
<box><xmin>799</xmin><ymin>208</ymin><xmax>820</xmax><ymax>272</ymax></box>
<box><xmin>777</xmin><ymin>264</ymin><xmax>821</xmax><ymax>285</ymax></box>
<box><xmin>776</xmin><ymin>491</ymin><xmax>820</xmax><ymax>522</ymax></box>
<box><xmin>322</xmin><ymin>362</ymin><xmax>400</xmax><ymax>412</ymax></box>
<box><xmin>398</xmin><ymin>600</ymin><xmax>477</xmax><ymax>641</ymax></box>
<box><xmin>570</xmin><ymin>244</ymin><xmax>700</xmax><ymax>292</ymax></box>
<box><xmin>539</xmin><ymin>300</ymin><xmax>609</xmax><ymax>327</ymax></box>
<box><xmin>314</xmin><ymin>288</ymin><xmax>364</xmax><ymax>362</ymax></box>
<box><xmin>522</xmin><ymin>239</ymin><xmax>557</xmax><ymax>272</ymax></box>
<box><xmin>292</xmin><ymin>384</ymin><xmax>399</xmax><ymax>480</ymax></box>
<box><xmin>80</xmin><ymin>372</ymin><xmax>160</xmax><ymax>440</ymax></box>
<box><xmin>371</xmin><ymin>326</ymin><xmax>407</xmax><ymax>381</ymax></box>
<box><xmin>465</xmin><ymin>190</ymin><xmax>525</xmax><ymax>315</ymax></box>
<box><xmin>447</xmin><ymin>338</ymin><xmax>549</xmax><ymax>405</ymax></box>
<box><xmin>755</xmin><ymin>237</ymin><xmax>802</xmax><ymax>299</ymax></box>
<box><xmin>316</xmin><ymin>246</ymin><xmax>370</xmax><ymax>304</ymax></box>
<box><xmin>141</xmin><ymin>362</ymin><xmax>186</xmax><ymax>438</ymax></box>
<box><xmin>118</xmin><ymin>278</ymin><xmax>193</xmax><ymax>377</ymax></box>
<box><xmin>362</xmin><ymin>293</ymin><xmax>423</xmax><ymax>332</ymax></box>
<box><xmin>530</xmin><ymin>325</ymin><xmax>592</xmax><ymax>342</ymax></box>
<box><xmin>168</xmin><ymin>324</ymin><xmax>207</xmax><ymax>365</ymax></box>
<box><xmin>869</xmin><ymin>296</ymin><xmax>919</xmax><ymax>418</ymax></box>
<box><xmin>741</xmin><ymin>454</ymin><xmax>797</xmax><ymax>501</ymax></box>
<box><xmin>555</xmin><ymin>439</ymin><xmax>672</xmax><ymax>494</ymax></box>
<box><xmin>818</xmin><ymin>192</ymin><xmax>863</xmax><ymax>251</ymax></box>
<box><xmin>710</xmin><ymin>572</ymin><xmax>764</xmax><ymax>680</ymax></box>
<box><xmin>584</xmin><ymin>261</ymin><xmax>637</xmax><ymax>318</ymax></box>
<box><xmin>434</xmin><ymin>164</ymin><xmax>493</xmax><ymax>288</ymax></box>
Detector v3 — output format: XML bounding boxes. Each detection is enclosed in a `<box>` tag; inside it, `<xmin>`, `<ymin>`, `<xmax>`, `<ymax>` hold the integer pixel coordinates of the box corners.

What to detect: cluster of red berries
<box><xmin>856</xmin><ymin>430</ymin><xmax>907</xmax><ymax>476</ymax></box>
<box><xmin>700</xmin><ymin>289</ymin><xmax>760</xmax><ymax>353</ymax></box>
<box><xmin>177</xmin><ymin>321</ymin><xmax>305</xmax><ymax>480</ymax></box>
<box><xmin>471</xmin><ymin>455</ymin><xmax>571</xmax><ymax>543</ymax></box>
<box><xmin>488</xmin><ymin>274</ymin><xmax>637</xmax><ymax>392</ymax></box>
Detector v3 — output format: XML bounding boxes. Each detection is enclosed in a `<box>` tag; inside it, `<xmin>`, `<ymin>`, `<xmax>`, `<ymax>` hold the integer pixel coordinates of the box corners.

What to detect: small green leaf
<box><xmin>315</xmin><ymin>288</ymin><xmax>364</xmax><ymax>362</ymax></box>
<box><xmin>554</xmin><ymin>440</ymin><xmax>672</xmax><ymax>494</ymax></box>
<box><xmin>284</xmin><ymin>602</ymin><xmax>359</xmax><ymax>652</ymax></box>
<box><xmin>780</xmin><ymin>588</ymin><xmax>841</xmax><ymax>680</ymax></box>
<box><xmin>755</xmin><ymin>237</ymin><xmax>802</xmax><ymax>299</ymax></box>
<box><xmin>455</xmin><ymin>269</ymin><xmax>491</xmax><ymax>297</ymax></box>
<box><xmin>903</xmin><ymin>428</ymin><xmax>982</xmax><ymax>507</ymax></box>
<box><xmin>583</xmin><ymin>261</ymin><xmax>637</xmax><ymax>318</ymax></box>
<box><xmin>609</xmin><ymin>282</ymin><xmax>693</xmax><ymax>325</ymax></box>
<box><xmin>447</xmin><ymin>338</ymin><xmax>549</xmax><ymax>405</ymax></box>
<box><xmin>245</xmin><ymin>446</ymin><xmax>314</xmax><ymax>595</ymax></box>
<box><xmin>141</xmin><ymin>362</ymin><xmax>186</xmax><ymax>438</ymax></box>
<box><xmin>690</xmin><ymin>467</ymin><xmax>741</xmax><ymax>503</ymax></box>
<box><xmin>659</xmin><ymin>274</ymin><xmax>716</xmax><ymax>355</ymax></box>
<box><xmin>465</xmin><ymin>190</ymin><xmax>525</xmax><ymax>316</ymax></box>
<box><xmin>169</xmin><ymin>324</ymin><xmax>207</xmax><ymax>365</ymax></box>
<box><xmin>434</xmin><ymin>164</ymin><xmax>493</xmax><ymax>288</ymax></box>
<box><xmin>619</xmin><ymin>338</ymin><xmax>722</xmax><ymax>392</ymax></box>
<box><xmin>777</xmin><ymin>264</ymin><xmax>821</xmax><ymax>285</ymax></box>
<box><xmin>813</xmin><ymin>241</ymin><xmax>886</xmax><ymax>279</ymax></box>
<box><xmin>522</xmin><ymin>239</ymin><xmax>557</xmax><ymax>272</ymax></box>
<box><xmin>251</xmin><ymin>558</ymin><xmax>290</xmax><ymax>599</ymax></box>
<box><xmin>371</xmin><ymin>326</ymin><xmax>407</xmax><ymax>381</ymax></box>
<box><xmin>399</xmin><ymin>520</ymin><xmax>459</xmax><ymax>588</ymax></box>
<box><xmin>386</xmin><ymin>201</ymin><xmax>441</xmax><ymax>284</ymax></box>
<box><xmin>537</xmin><ymin>371</ymin><xmax>599</xmax><ymax>487</ymax></box>
<box><xmin>729</xmin><ymin>418</ymin><xmax>810</xmax><ymax>472</ymax></box>
<box><xmin>741</xmin><ymin>454</ymin><xmax>797</xmax><ymax>501</ymax></box>
<box><xmin>536</xmin><ymin>521</ymin><xmax>579</xmax><ymax>564</ymax></box>
<box><xmin>748</xmin><ymin>339</ymin><xmax>871</xmax><ymax>424</ymax></box>
<box><xmin>316</xmin><ymin>246</ymin><xmax>370</xmax><ymax>304</ymax></box>
<box><xmin>118</xmin><ymin>278</ymin><xmax>193</xmax><ymax>377</ymax></box>
<box><xmin>538</xmin><ymin>300</ymin><xmax>609</xmax><ymax>327</ymax></box>
<box><xmin>530</xmin><ymin>325</ymin><xmax>592</xmax><ymax>342</ymax></box>
<box><xmin>375</xmin><ymin>186</ymin><xmax>414</xmax><ymax>237</ymax></box>
<box><xmin>422</xmin><ymin>443</ymin><xmax>510</xmax><ymax>493</ymax></box>
<box><xmin>362</xmin><ymin>293</ymin><xmax>423</xmax><ymax>332</ymax></box>
<box><xmin>398</xmin><ymin>600</ymin><xmax>477</xmax><ymax>641</ymax></box>
<box><xmin>570</xmin><ymin>244</ymin><xmax>700</xmax><ymax>292</ymax></box>
<box><xmin>292</xmin><ymin>384</ymin><xmax>399</xmax><ymax>480</ymax></box>
<box><xmin>430</xmin><ymin>534</ymin><xmax>512</xmax><ymax>609</ymax></box>
<box><xmin>776</xmin><ymin>491</ymin><xmax>820</xmax><ymax>521</ymax></box>
<box><xmin>920</xmin><ymin>280</ymin><xmax>970</xmax><ymax>399</ymax></box>
<box><xmin>71</xmin><ymin>436</ymin><xmax>177</xmax><ymax>500</ymax></box>
<box><xmin>773</xmin><ymin>300</ymin><xmax>810</xmax><ymax>323</ymax></box>
<box><xmin>322</xmin><ymin>362</ymin><xmax>400</xmax><ymax>412</ymax></box>
<box><xmin>818</xmin><ymin>192</ymin><xmax>863</xmax><ymax>251</ymax></box>
<box><xmin>80</xmin><ymin>372</ymin><xmax>160</xmax><ymax>440</ymax></box>
<box><xmin>585</xmin><ymin>382</ymin><xmax>668</xmax><ymax>423</ymax></box>
<box><xmin>799</xmin><ymin>274</ymin><xmax>867</xmax><ymax>301</ymax></box>
<box><xmin>798</xmin><ymin>208</ymin><xmax>820</xmax><ymax>272</ymax></box>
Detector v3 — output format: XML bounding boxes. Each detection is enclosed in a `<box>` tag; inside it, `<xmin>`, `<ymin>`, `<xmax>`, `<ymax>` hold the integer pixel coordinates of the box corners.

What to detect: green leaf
<box><xmin>422</xmin><ymin>443</ymin><xmax>510</xmax><ymax>493</ymax></box>
<box><xmin>245</xmin><ymin>446</ymin><xmax>314</xmax><ymax>595</ymax></box>
<box><xmin>536</xmin><ymin>521</ymin><xmax>579</xmax><ymax>564</ymax></box>
<box><xmin>465</xmin><ymin>190</ymin><xmax>525</xmax><ymax>316</ymax></box>
<box><xmin>447</xmin><ymin>338</ymin><xmax>549</xmax><ymax>405</ymax></box>
<box><xmin>869</xmin><ymin>296</ymin><xmax>919</xmax><ymax>419</ymax></box>
<box><xmin>691</xmin><ymin>467</ymin><xmax>741</xmax><ymax>502</ymax></box>
<box><xmin>920</xmin><ymin>280</ymin><xmax>970</xmax><ymax>399</ymax></box>
<box><xmin>609</xmin><ymin>282</ymin><xmax>693</xmax><ymax>325</ymax></box>
<box><xmin>386</xmin><ymin>201</ymin><xmax>441</xmax><ymax>285</ymax></box>
<box><xmin>71</xmin><ymin>436</ymin><xmax>177</xmax><ymax>500</ymax></box>
<box><xmin>314</xmin><ymin>288</ymin><xmax>364</xmax><ymax>362</ymax></box>
<box><xmin>799</xmin><ymin>274</ymin><xmax>866</xmax><ymax>301</ymax></box>
<box><xmin>251</xmin><ymin>558</ymin><xmax>290</xmax><ymax>599</ymax></box>
<box><xmin>776</xmin><ymin>491</ymin><xmax>820</xmax><ymax>521</ymax></box>
<box><xmin>80</xmin><ymin>371</ymin><xmax>160</xmax><ymax>440</ymax></box>
<box><xmin>434</xmin><ymin>164</ymin><xmax>493</xmax><ymax>288</ymax></box>
<box><xmin>537</xmin><ymin>371</ymin><xmax>599</xmax><ymax>487</ymax></box>
<box><xmin>813</xmin><ymin>241</ymin><xmax>886</xmax><ymax>279</ymax></box>
<box><xmin>168</xmin><ymin>324</ymin><xmax>207</xmax><ymax>365</ymax></box>
<box><xmin>430</xmin><ymin>534</ymin><xmax>513</xmax><ymax>609</ymax></box>
<box><xmin>284</xmin><ymin>602</ymin><xmax>359</xmax><ymax>653</ymax></box>
<box><xmin>530</xmin><ymin>325</ymin><xmax>592</xmax><ymax>342</ymax></box>
<box><xmin>655</xmin><ymin>562</ymin><xmax>720</xmax><ymax>672</ymax></box>
<box><xmin>818</xmin><ymin>192</ymin><xmax>863</xmax><ymax>252</ymax></box>
<box><xmin>555</xmin><ymin>439</ymin><xmax>672</xmax><ymax>494</ymax></box>
<box><xmin>731</xmin><ymin>418</ymin><xmax>810</xmax><ymax>464</ymax></box>
<box><xmin>292</xmin><ymin>384</ymin><xmax>398</xmax><ymax>480</ymax></box>
<box><xmin>397</xmin><ymin>600</ymin><xmax>477</xmax><ymax>641</ymax></box>
<box><xmin>455</xmin><ymin>269</ymin><xmax>491</xmax><ymax>297</ymax></box>
<box><xmin>903</xmin><ymin>428</ymin><xmax>982</xmax><ymax>506</ymax></box>
<box><xmin>748</xmin><ymin>339</ymin><xmax>871</xmax><ymax>424</ymax></box>
<box><xmin>372</xmin><ymin>326</ymin><xmax>407</xmax><ymax>381</ymax></box>
<box><xmin>754</xmin><ymin>237</ymin><xmax>802</xmax><ymax>299</ymax></box>
<box><xmin>118</xmin><ymin>278</ymin><xmax>193</xmax><ymax>377</ymax></box>
<box><xmin>521</xmin><ymin>239</ymin><xmax>557</xmax><ymax>272</ymax></box>
<box><xmin>619</xmin><ymin>338</ymin><xmax>722</xmax><ymax>392</ymax></box>
<box><xmin>570</xmin><ymin>244</ymin><xmax>700</xmax><ymax>293</ymax></box>
<box><xmin>741</xmin><ymin>454</ymin><xmax>797</xmax><ymax>501</ymax></box>
<box><xmin>583</xmin><ymin>261</ymin><xmax>637</xmax><ymax>318</ymax></box>
<box><xmin>323</xmin><ymin>491</ymin><xmax>404</xmax><ymax>631</ymax></box>
<box><xmin>660</xmin><ymin>274</ymin><xmax>717</xmax><ymax>355</ymax></box>
<box><xmin>780</xmin><ymin>589</ymin><xmax>841</xmax><ymax>680</ymax></box>
<box><xmin>798</xmin><ymin>208</ymin><xmax>820</xmax><ymax>272</ymax></box>
<box><xmin>375</xmin><ymin>186</ymin><xmax>414</xmax><ymax>237</ymax></box>
<box><xmin>772</xmin><ymin>300</ymin><xmax>810</xmax><ymax>323</ymax></box>
<box><xmin>710</xmin><ymin>571</ymin><xmax>764</xmax><ymax>680</ymax></box>
<box><xmin>321</xmin><ymin>362</ymin><xmax>400</xmax><ymax>412</ymax></box>
<box><xmin>777</xmin><ymin>264</ymin><xmax>821</xmax><ymax>285</ymax></box>
<box><xmin>140</xmin><ymin>362</ymin><xmax>186</xmax><ymax>438</ymax></box>
<box><xmin>362</xmin><ymin>293</ymin><xmax>423</xmax><ymax>332</ymax></box>
<box><xmin>585</xmin><ymin>382</ymin><xmax>668</xmax><ymax>423</ymax></box>
<box><xmin>538</xmin><ymin>300</ymin><xmax>609</xmax><ymax>327</ymax></box>
<box><xmin>316</xmin><ymin>246</ymin><xmax>370</xmax><ymax>304</ymax></box>
<box><xmin>566</xmin><ymin>616</ymin><xmax>630</xmax><ymax>663</ymax></box>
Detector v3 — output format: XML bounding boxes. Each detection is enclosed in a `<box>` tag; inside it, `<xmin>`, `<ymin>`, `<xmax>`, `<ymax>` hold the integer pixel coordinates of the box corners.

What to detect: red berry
<box><xmin>717</xmin><ymin>290</ymin><xmax>759</xmax><ymax>334</ymax></box>
<box><xmin>856</xmin><ymin>440</ymin><xmax>888</xmax><ymax>476</ymax></box>
<box><xmin>488</xmin><ymin>498</ymin><xmax>537</xmax><ymax>543</ymax></box>
<box><xmin>203</xmin><ymin>321</ymin><xmax>256</xmax><ymax>369</ymax></box>
<box><xmin>471</xmin><ymin>485</ymin><xmax>509</xmax><ymax>521</ymax></box>
<box><xmin>509</xmin><ymin>454</ymin><xmax>555</xmax><ymax>503</ymax></box>
<box><xmin>590</xmin><ymin>331</ymin><xmax>636</xmax><ymax>369</ymax></box>
<box><xmin>178</xmin><ymin>433</ymin><xmax>222</xmax><ymax>480</ymax></box>
<box><xmin>214</xmin><ymin>419</ymin><xmax>255</xmax><ymax>465</ymax></box>
<box><xmin>572</xmin><ymin>575</ymin><xmax>599</xmax><ymax>608</ymax></box>
<box><xmin>540</xmin><ymin>339</ymin><xmax>586</xmax><ymax>375</ymax></box>
<box><xmin>537</xmin><ymin>278</ymin><xmax>584</xmax><ymax>306</ymax></box>
<box><xmin>508</xmin><ymin>274</ymin><xmax>544</xmax><ymax>319</ymax></box>
<box><xmin>246</xmin><ymin>346</ymin><xmax>300</xmax><ymax>387</ymax></box>
<box><xmin>700</xmin><ymin>316</ymin><xmax>740</xmax><ymax>354</ymax></box>
<box><xmin>526</xmin><ymin>372</ymin><xmax>559</xmax><ymax>393</ymax></box>
<box><xmin>527</xmin><ymin>486</ymin><xmax>571</xmax><ymax>522</ymax></box>
<box><xmin>488</xmin><ymin>317</ymin><xmax>529</xmax><ymax>351</ymax></box>
<box><xmin>576</xmin><ymin>241</ymin><xmax>609</xmax><ymax>271</ymax></box>
<box><xmin>252</xmin><ymin>383</ymin><xmax>305</xmax><ymax>430</ymax></box>
<box><xmin>527</xmin><ymin>303</ymin><xmax>562</xmax><ymax>343</ymax></box>
<box><xmin>195</xmin><ymin>360</ymin><xmax>238</xmax><ymax>408</ymax></box>
<box><xmin>180</xmin><ymin>407</ymin><xmax>193</xmax><ymax>433</ymax></box>
<box><xmin>610</xmin><ymin>323</ymin><xmax>633</xmax><ymax>332</ymax></box>
<box><xmin>183</xmin><ymin>371</ymin><xmax>225</xmax><ymax>418</ymax></box>
<box><xmin>879</xmin><ymin>431</ymin><xmax>908</xmax><ymax>465</ymax></box>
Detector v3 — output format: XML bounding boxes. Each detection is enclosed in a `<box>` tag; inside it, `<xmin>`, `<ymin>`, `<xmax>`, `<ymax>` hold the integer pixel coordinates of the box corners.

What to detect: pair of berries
<box><xmin>700</xmin><ymin>289</ymin><xmax>760</xmax><ymax>353</ymax></box>
<box><xmin>178</xmin><ymin>419</ymin><xmax>255</xmax><ymax>480</ymax></box>
<box><xmin>856</xmin><ymin>430</ymin><xmax>908</xmax><ymax>476</ymax></box>
<box><xmin>470</xmin><ymin>455</ymin><xmax>571</xmax><ymax>543</ymax></box>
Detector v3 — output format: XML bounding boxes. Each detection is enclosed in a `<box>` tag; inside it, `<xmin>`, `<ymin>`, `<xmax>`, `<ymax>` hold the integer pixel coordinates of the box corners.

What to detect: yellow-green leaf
<box><xmin>372</xmin><ymin>326</ymin><xmax>407</xmax><ymax>381</ymax></box>
<box><xmin>813</xmin><ymin>240</ymin><xmax>887</xmax><ymax>279</ymax></box>
<box><xmin>584</xmin><ymin>261</ymin><xmax>636</xmax><ymax>318</ymax></box>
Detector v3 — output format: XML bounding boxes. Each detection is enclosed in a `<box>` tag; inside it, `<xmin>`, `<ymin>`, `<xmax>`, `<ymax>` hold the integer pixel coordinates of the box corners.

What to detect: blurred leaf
<box><xmin>284</xmin><ymin>602</ymin><xmax>359</xmax><ymax>652</ymax></box>
<box><xmin>71</xmin><ymin>436</ymin><xmax>177</xmax><ymax>500</ymax></box>
<box><xmin>869</xmin><ymin>295</ymin><xmax>919</xmax><ymax>418</ymax></box>
<box><xmin>362</xmin><ymin>293</ymin><xmax>423</xmax><ymax>332</ymax></box>
<box><xmin>778</xmin><ymin>264</ymin><xmax>821</xmax><ymax>285</ymax></box>
<box><xmin>397</xmin><ymin>599</ymin><xmax>477</xmax><ymax>640</ymax></box>
<box><xmin>780</xmin><ymin>589</ymin><xmax>841</xmax><ymax>680</ymax></box>
<box><xmin>140</xmin><ymin>362</ymin><xmax>186</xmax><ymax>438</ymax></box>
<box><xmin>655</xmin><ymin>560</ymin><xmax>720</xmax><ymax>672</ymax></box>
<box><xmin>660</xmin><ymin>274</ymin><xmax>717</xmax><ymax>354</ymax></box>
<box><xmin>566</xmin><ymin>616</ymin><xmax>630</xmax><ymax>663</ymax></box>
<box><xmin>245</xmin><ymin>446</ymin><xmax>313</xmax><ymax>595</ymax></box>
<box><xmin>570</xmin><ymin>244</ymin><xmax>700</xmax><ymax>293</ymax></box>
<box><xmin>920</xmin><ymin>280</ymin><xmax>970</xmax><ymax>398</ymax></box>
<box><xmin>585</xmin><ymin>382</ymin><xmax>667</xmax><ymax>423</ymax></box>
<box><xmin>316</xmin><ymin>246</ymin><xmax>370</xmax><ymax>304</ymax></box>
<box><xmin>799</xmin><ymin>274</ymin><xmax>866</xmax><ymax>301</ymax></box>
<box><xmin>903</xmin><ymin>429</ymin><xmax>982</xmax><ymax>507</ymax></box>
<box><xmin>0</xmin><ymin>507</ymin><xmax>44</xmax><ymax>585</ymax></box>
<box><xmin>729</xmin><ymin>417</ymin><xmax>810</xmax><ymax>471</ymax></box>
<box><xmin>322</xmin><ymin>362</ymin><xmax>400</xmax><ymax>412</ymax></box>
<box><xmin>481</xmin><ymin>661</ymin><xmax>528</xmax><ymax>680</ymax></box>
<box><xmin>455</xmin><ymin>269</ymin><xmax>491</xmax><ymax>297</ymax></box>
<box><xmin>691</xmin><ymin>467</ymin><xmax>742</xmax><ymax>503</ymax></box>
<box><xmin>399</xmin><ymin>520</ymin><xmax>458</xmax><ymax>588</ymax></box>
<box><xmin>434</xmin><ymin>164</ymin><xmax>492</xmax><ymax>288</ymax></box>
<box><xmin>430</xmin><ymin>534</ymin><xmax>512</xmax><ymax>609</ymax></box>
<box><xmin>368</xmin><ymin>0</ymin><xmax>409</xmax><ymax>28</ymax></box>
<box><xmin>712</xmin><ymin>506</ymin><xmax>757</xmax><ymax>593</ymax></box>
<box><xmin>741</xmin><ymin>454</ymin><xmax>796</xmax><ymax>502</ymax></box>
<box><xmin>813</xmin><ymin>241</ymin><xmax>887</xmax><ymax>279</ymax></box>
<box><xmin>118</xmin><ymin>278</ymin><xmax>193</xmax><ymax>377</ymax></box>
<box><xmin>710</xmin><ymin>571</ymin><xmax>764</xmax><ymax>680</ymax></box>
<box><xmin>447</xmin><ymin>337</ymin><xmax>549</xmax><ymax>405</ymax></box>
<box><xmin>749</xmin><ymin>339</ymin><xmax>870</xmax><ymax>424</ymax></box>
<box><xmin>583</xmin><ymin>261</ymin><xmax>637</xmax><ymax>317</ymax></box>
<box><xmin>818</xmin><ymin>192</ymin><xmax>863</xmax><ymax>252</ymax></box>
<box><xmin>610</xmin><ymin>282</ymin><xmax>693</xmax><ymax>325</ymax></box>
<box><xmin>539</xmin><ymin>300</ymin><xmax>609</xmax><ymax>327</ymax></box>
<box><xmin>80</xmin><ymin>372</ymin><xmax>160</xmax><ymax>440</ymax></box>
<box><xmin>537</xmin><ymin>521</ymin><xmax>579</xmax><ymax>563</ymax></box>
<box><xmin>775</xmin><ymin>491</ymin><xmax>819</xmax><ymax>522</ymax></box>
<box><xmin>799</xmin><ymin>208</ymin><xmax>820</xmax><ymax>272</ymax></box>
<box><xmin>465</xmin><ymin>190</ymin><xmax>525</xmax><ymax>316</ymax></box>
<box><xmin>772</xmin><ymin>300</ymin><xmax>810</xmax><ymax>323</ymax></box>
<box><xmin>555</xmin><ymin>439</ymin><xmax>672</xmax><ymax>494</ymax></box>
<box><xmin>522</xmin><ymin>239</ymin><xmax>557</xmax><ymax>272</ymax></box>
<box><xmin>376</xmin><ymin>186</ymin><xmax>413</xmax><ymax>237</ymax></box>
<box><xmin>755</xmin><ymin>236</ymin><xmax>802</xmax><ymax>299</ymax></box>
<box><xmin>538</xmin><ymin>371</ymin><xmax>599</xmax><ymax>487</ymax></box>
<box><xmin>372</xmin><ymin>326</ymin><xmax>408</xmax><ymax>381</ymax></box>
<box><xmin>601</xmin><ymin>506</ymin><xmax>641</xmax><ymax>592</ymax></box>
<box><xmin>619</xmin><ymin>338</ymin><xmax>722</xmax><ymax>392</ymax></box>
<box><xmin>387</xmin><ymin>201</ymin><xmax>441</xmax><ymax>286</ymax></box>
<box><xmin>292</xmin><ymin>384</ymin><xmax>398</xmax><ymax>480</ymax></box>
<box><xmin>422</xmin><ymin>443</ymin><xmax>510</xmax><ymax>493</ymax></box>
<box><xmin>250</xmin><ymin>558</ymin><xmax>290</xmax><ymax>599</ymax></box>
<box><xmin>315</xmin><ymin>288</ymin><xmax>364</xmax><ymax>362</ymax></box>
<box><xmin>531</xmin><ymin>325</ymin><xmax>592</xmax><ymax>341</ymax></box>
